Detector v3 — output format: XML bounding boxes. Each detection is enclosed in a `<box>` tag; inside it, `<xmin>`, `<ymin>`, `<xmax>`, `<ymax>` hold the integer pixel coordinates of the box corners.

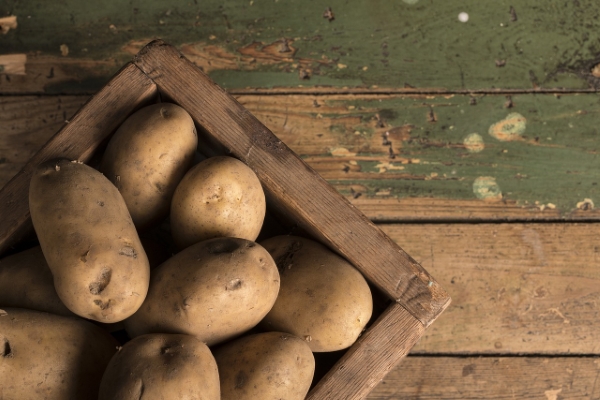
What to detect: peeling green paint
<box><xmin>3</xmin><ymin>0</ymin><xmax>600</xmax><ymax>92</ymax></box>
<box><xmin>473</xmin><ymin>177</ymin><xmax>502</xmax><ymax>201</ymax></box>
<box><xmin>311</xmin><ymin>93</ymin><xmax>600</xmax><ymax>214</ymax></box>
<box><xmin>488</xmin><ymin>113</ymin><xmax>527</xmax><ymax>141</ymax></box>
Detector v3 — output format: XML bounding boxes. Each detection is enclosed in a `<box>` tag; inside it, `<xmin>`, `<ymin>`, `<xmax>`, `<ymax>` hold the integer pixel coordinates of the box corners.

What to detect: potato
<box><xmin>99</xmin><ymin>333</ymin><xmax>220</xmax><ymax>400</ymax></box>
<box><xmin>260</xmin><ymin>235</ymin><xmax>373</xmax><ymax>352</ymax></box>
<box><xmin>214</xmin><ymin>332</ymin><xmax>314</xmax><ymax>400</ymax></box>
<box><xmin>124</xmin><ymin>237</ymin><xmax>279</xmax><ymax>346</ymax></box>
<box><xmin>29</xmin><ymin>159</ymin><xmax>150</xmax><ymax>323</ymax></box>
<box><xmin>0</xmin><ymin>307</ymin><xmax>118</xmax><ymax>399</ymax></box>
<box><xmin>0</xmin><ymin>246</ymin><xmax>74</xmax><ymax>317</ymax></box>
<box><xmin>170</xmin><ymin>156</ymin><xmax>266</xmax><ymax>249</ymax></box>
<box><xmin>100</xmin><ymin>103</ymin><xmax>198</xmax><ymax>230</ymax></box>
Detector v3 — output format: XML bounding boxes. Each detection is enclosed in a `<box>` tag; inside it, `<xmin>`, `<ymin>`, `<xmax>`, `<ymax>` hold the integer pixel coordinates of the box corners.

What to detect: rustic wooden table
<box><xmin>2</xmin><ymin>1</ymin><xmax>599</xmax><ymax>398</ymax></box>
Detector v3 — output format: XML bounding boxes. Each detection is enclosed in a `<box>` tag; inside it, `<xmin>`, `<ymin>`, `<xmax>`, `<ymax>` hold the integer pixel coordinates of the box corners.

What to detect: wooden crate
<box><xmin>0</xmin><ymin>40</ymin><xmax>450</xmax><ymax>399</ymax></box>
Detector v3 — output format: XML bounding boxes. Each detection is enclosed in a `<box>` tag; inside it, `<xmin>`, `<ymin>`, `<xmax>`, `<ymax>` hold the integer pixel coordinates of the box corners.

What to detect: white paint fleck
<box><xmin>463</xmin><ymin>133</ymin><xmax>484</xmax><ymax>152</ymax></box>
<box><xmin>489</xmin><ymin>112</ymin><xmax>527</xmax><ymax>141</ymax></box>
<box><xmin>576</xmin><ymin>198</ymin><xmax>594</xmax><ymax>211</ymax></box>
<box><xmin>402</xmin><ymin>0</ymin><xmax>419</xmax><ymax>4</ymax></box>
<box><xmin>458</xmin><ymin>12</ymin><xmax>469</xmax><ymax>22</ymax></box>
<box><xmin>473</xmin><ymin>176</ymin><xmax>502</xmax><ymax>201</ymax></box>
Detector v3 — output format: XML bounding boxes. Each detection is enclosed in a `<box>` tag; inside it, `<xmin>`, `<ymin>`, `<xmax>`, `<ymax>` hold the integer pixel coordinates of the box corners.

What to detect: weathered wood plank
<box><xmin>133</xmin><ymin>40</ymin><xmax>450</xmax><ymax>327</ymax></box>
<box><xmin>3</xmin><ymin>93</ymin><xmax>600</xmax><ymax>221</ymax></box>
<box><xmin>2</xmin><ymin>0</ymin><xmax>600</xmax><ymax>93</ymax></box>
<box><xmin>381</xmin><ymin>223</ymin><xmax>600</xmax><ymax>355</ymax></box>
<box><xmin>367</xmin><ymin>356</ymin><xmax>600</xmax><ymax>399</ymax></box>
<box><xmin>0</xmin><ymin>63</ymin><xmax>157</xmax><ymax>256</ymax></box>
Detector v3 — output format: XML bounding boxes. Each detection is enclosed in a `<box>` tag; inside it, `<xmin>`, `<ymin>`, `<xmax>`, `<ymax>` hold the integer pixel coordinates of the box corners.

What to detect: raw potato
<box><xmin>0</xmin><ymin>246</ymin><xmax>74</xmax><ymax>317</ymax></box>
<box><xmin>29</xmin><ymin>159</ymin><xmax>150</xmax><ymax>323</ymax></box>
<box><xmin>100</xmin><ymin>103</ymin><xmax>198</xmax><ymax>230</ymax></box>
<box><xmin>99</xmin><ymin>333</ymin><xmax>220</xmax><ymax>400</ymax></box>
<box><xmin>170</xmin><ymin>156</ymin><xmax>266</xmax><ymax>249</ymax></box>
<box><xmin>124</xmin><ymin>237</ymin><xmax>279</xmax><ymax>346</ymax></box>
<box><xmin>0</xmin><ymin>307</ymin><xmax>118</xmax><ymax>400</ymax></box>
<box><xmin>214</xmin><ymin>332</ymin><xmax>315</xmax><ymax>400</ymax></box>
<box><xmin>260</xmin><ymin>235</ymin><xmax>373</xmax><ymax>352</ymax></box>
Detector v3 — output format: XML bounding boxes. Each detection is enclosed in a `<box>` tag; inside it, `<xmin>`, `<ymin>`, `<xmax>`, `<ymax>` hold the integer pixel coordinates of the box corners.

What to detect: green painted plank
<box><xmin>2</xmin><ymin>0</ymin><xmax>600</xmax><ymax>93</ymax></box>
<box><xmin>243</xmin><ymin>92</ymin><xmax>600</xmax><ymax>217</ymax></box>
<box><xmin>2</xmin><ymin>93</ymin><xmax>600</xmax><ymax>220</ymax></box>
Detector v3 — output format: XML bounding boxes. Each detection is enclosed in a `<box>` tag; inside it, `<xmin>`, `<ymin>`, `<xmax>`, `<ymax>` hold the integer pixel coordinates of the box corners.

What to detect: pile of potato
<box><xmin>0</xmin><ymin>103</ymin><xmax>374</xmax><ymax>399</ymax></box>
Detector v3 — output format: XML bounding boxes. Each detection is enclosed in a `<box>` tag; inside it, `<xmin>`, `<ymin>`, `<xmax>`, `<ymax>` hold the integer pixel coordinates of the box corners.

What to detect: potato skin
<box><xmin>29</xmin><ymin>159</ymin><xmax>150</xmax><ymax>323</ymax></box>
<box><xmin>100</xmin><ymin>103</ymin><xmax>198</xmax><ymax>230</ymax></box>
<box><xmin>0</xmin><ymin>246</ymin><xmax>74</xmax><ymax>317</ymax></box>
<box><xmin>170</xmin><ymin>156</ymin><xmax>266</xmax><ymax>249</ymax></box>
<box><xmin>260</xmin><ymin>235</ymin><xmax>373</xmax><ymax>352</ymax></box>
<box><xmin>0</xmin><ymin>307</ymin><xmax>118</xmax><ymax>400</ymax></box>
<box><xmin>124</xmin><ymin>237</ymin><xmax>279</xmax><ymax>346</ymax></box>
<box><xmin>99</xmin><ymin>333</ymin><xmax>220</xmax><ymax>400</ymax></box>
<box><xmin>214</xmin><ymin>332</ymin><xmax>315</xmax><ymax>400</ymax></box>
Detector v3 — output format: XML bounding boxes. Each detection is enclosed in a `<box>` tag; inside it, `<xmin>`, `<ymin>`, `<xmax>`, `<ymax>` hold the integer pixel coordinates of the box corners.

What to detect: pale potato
<box><xmin>99</xmin><ymin>333</ymin><xmax>219</xmax><ymax>400</ymax></box>
<box><xmin>101</xmin><ymin>103</ymin><xmax>198</xmax><ymax>230</ymax></box>
<box><xmin>124</xmin><ymin>237</ymin><xmax>279</xmax><ymax>346</ymax></box>
<box><xmin>0</xmin><ymin>307</ymin><xmax>117</xmax><ymax>399</ymax></box>
<box><xmin>0</xmin><ymin>246</ymin><xmax>74</xmax><ymax>317</ymax></box>
<box><xmin>260</xmin><ymin>235</ymin><xmax>373</xmax><ymax>352</ymax></box>
<box><xmin>214</xmin><ymin>332</ymin><xmax>314</xmax><ymax>400</ymax></box>
<box><xmin>29</xmin><ymin>159</ymin><xmax>150</xmax><ymax>323</ymax></box>
<box><xmin>170</xmin><ymin>156</ymin><xmax>265</xmax><ymax>249</ymax></box>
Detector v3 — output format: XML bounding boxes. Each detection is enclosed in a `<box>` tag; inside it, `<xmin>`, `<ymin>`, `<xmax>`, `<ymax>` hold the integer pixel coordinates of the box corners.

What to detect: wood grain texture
<box><xmin>133</xmin><ymin>40</ymin><xmax>450</xmax><ymax>326</ymax></box>
<box><xmin>0</xmin><ymin>63</ymin><xmax>156</xmax><ymax>256</ymax></box>
<box><xmin>367</xmin><ymin>356</ymin><xmax>600</xmax><ymax>399</ymax></box>
<box><xmin>0</xmin><ymin>96</ymin><xmax>89</xmax><ymax>187</ymax></box>
<box><xmin>308</xmin><ymin>303</ymin><xmax>424</xmax><ymax>400</ymax></box>
<box><xmin>2</xmin><ymin>1</ymin><xmax>600</xmax><ymax>93</ymax></box>
<box><xmin>382</xmin><ymin>223</ymin><xmax>600</xmax><ymax>354</ymax></box>
<box><xmin>3</xmin><ymin>93</ymin><xmax>600</xmax><ymax>221</ymax></box>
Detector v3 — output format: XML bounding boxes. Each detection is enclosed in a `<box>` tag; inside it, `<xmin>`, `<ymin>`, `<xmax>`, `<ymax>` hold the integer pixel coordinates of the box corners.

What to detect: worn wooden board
<box><xmin>367</xmin><ymin>356</ymin><xmax>600</xmax><ymax>399</ymax></box>
<box><xmin>382</xmin><ymin>223</ymin><xmax>600</xmax><ymax>355</ymax></box>
<box><xmin>0</xmin><ymin>63</ymin><xmax>157</xmax><ymax>255</ymax></box>
<box><xmin>3</xmin><ymin>93</ymin><xmax>600</xmax><ymax>221</ymax></box>
<box><xmin>2</xmin><ymin>0</ymin><xmax>600</xmax><ymax>93</ymax></box>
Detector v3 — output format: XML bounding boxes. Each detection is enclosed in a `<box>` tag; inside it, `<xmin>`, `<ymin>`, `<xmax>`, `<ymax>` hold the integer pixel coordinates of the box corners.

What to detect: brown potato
<box><xmin>0</xmin><ymin>246</ymin><xmax>74</xmax><ymax>317</ymax></box>
<box><xmin>170</xmin><ymin>156</ymin><xmax>266</xmax><ymax>249</ymax></box>
<box><xmin>100</xmin><ymin>103</ymin><xmax>198</xmax><ymax>230</ymax></box>
<box><xmin>260</xmin><ymin>235</ymin><xmax>373</xmax><ymax>352</ymax></box>
<box><xmin>214</xmin><ymin>332</ymin><xmax>315</xmax><ymax>400</ymax></box>
<box><xmin>98</xmin><ymin>333</ymin><xmax>220</xmax><ymax>400</ymax></box>
<box><xmin>0</xmin><ymin>307</ymin><xmax>118</xmax><ymax>399</ymax></box>
<box><xmin>124</xmin><ymin>237</ymin><xmax>279</xmax><ymax>346</ymax></box>
<box><xmin>29</xmin><ymin>159</ymin><xmax>150</xmax><ymax>323</ymax></box>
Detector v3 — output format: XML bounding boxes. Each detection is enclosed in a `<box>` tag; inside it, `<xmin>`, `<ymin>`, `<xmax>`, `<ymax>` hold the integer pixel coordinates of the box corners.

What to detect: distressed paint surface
<box><xmin>3</xmin><ymin>93</ymin><xmax>600</xmax><ymax>219</ymax></box>
<box><xmin>2</xmin><ymin>0</ymin><xmax>600</xmax><ymax>92</ymax></box>
<box><xmin>240</xmin><ymin>93</ymin><xmax>600</xmax><ymax>217</ymax></box>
